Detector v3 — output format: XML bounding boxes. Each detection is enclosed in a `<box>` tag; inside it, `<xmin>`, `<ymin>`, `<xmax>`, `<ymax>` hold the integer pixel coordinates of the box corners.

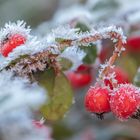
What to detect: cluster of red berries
<box><xmin>85</xmin><ymin>82</ymin><xmax>140</xmax><ymax>120</ymax></box>
<box><xmin>67</xmin><ymin>64</ymin><xmax>129</xmax><ymax>90</ymax></box>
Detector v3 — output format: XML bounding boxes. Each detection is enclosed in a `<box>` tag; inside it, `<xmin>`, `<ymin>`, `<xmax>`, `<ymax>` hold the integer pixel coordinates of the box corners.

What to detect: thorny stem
<box><xmin>57</xmin><ymin>30</ymin><xmax>125</xmax><ymax>86</ymax></box>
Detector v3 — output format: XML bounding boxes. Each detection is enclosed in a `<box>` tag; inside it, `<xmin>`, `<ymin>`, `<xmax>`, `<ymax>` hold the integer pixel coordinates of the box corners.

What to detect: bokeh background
<box><xmin>1</xmin><ymin>0</ymin><xmax>140</xmax><ymax>140</ymax></box>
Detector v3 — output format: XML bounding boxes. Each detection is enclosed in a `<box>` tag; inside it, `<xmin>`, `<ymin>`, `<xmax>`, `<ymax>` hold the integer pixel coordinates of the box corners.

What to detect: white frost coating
<box><xmin>52</xmin><ymin>25</ymin><xmax>79</xmax><ymax>40</ymax></box>
<box><xmin>0</xmin><ymin>20</ymin><xmax>31</xmax><ymax>43</ymax></box>
<box><xmin>0</xmin><ymin>37</ymin><xmax>60</xmax><ymax>70</ymax></box>
<box><xmin>76</xmin><ymin>26</ymin><xmax>126</xmax><ymax>45</ymax></box>
<box><xmin>115</xmin><ymin>84</ymin><xmax>140</xmax><ymax>95</ymax></box>
<box><xmin>98</xmin><ymin>26</ymin><xmax>127</xmax><ymax>44</ymax></box>
<box><xmin>53</xmin><ymin>5</ymin><xmax>92</xmax><ymax>24</ymax></box>
<box><xmin>0</xmin><ymin>71</ymin><xmax>46</xmax><ymax>115</ymax></box>
<box><xmin>0</xmin><ymin>22</ymin><xmax>126</xmax><ymax>71</ymax></box>
<box><xmin>60</xmin><ymin>46</ymin><xmax>86</xmax><ymax>70</ymax></box>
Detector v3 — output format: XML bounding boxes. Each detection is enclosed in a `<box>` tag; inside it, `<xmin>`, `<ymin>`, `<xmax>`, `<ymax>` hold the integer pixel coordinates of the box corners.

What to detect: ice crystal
<box><xmin>0</xmin><ymin>38</ymin><xmax>57</xmax><ymax>71</ymax></box>
<box><xmin>52</xmin><ymin>25</ymin><xmax>79</xmax><ymax>40</ymax></box>
<box><xmin>60</xmin><ymin>46</ymin><xmax>86</xmax><ymax>70</ymax></box>
<box><xmin>0</xmin><ymin>20</ymin><xmax>31</xmax><ymax>43</ymax></box>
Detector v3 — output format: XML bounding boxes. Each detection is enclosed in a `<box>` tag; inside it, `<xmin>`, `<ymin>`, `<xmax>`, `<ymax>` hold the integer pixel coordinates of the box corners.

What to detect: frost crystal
<box><xmin>0</xmin><ymin>38</ymin><xmax>58</xmax><ymax>70</ymax></box>
<box><xmin>60</xmin><ymin>46</ymin><xmax>86</xmax><ymax>70</ymax></box>
<box><xmin>0</xmin><ymin>20</ymin><xmax>31</xmax><ymax>43</ymax></box>
<box><xmin>52</xmin><ymin>25</ymin><xmax>79</xmax><ymax>40</ymax></box>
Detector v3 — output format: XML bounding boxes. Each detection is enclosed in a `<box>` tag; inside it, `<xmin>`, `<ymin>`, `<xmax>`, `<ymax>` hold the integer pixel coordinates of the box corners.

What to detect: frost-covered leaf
<box><xmin>80</xmin><ymin>43</ymin><xmax>97</xmax><ymax>64</ymax></box>
<box><xmin>33</xmin><ymin>68</ymin><xmax>73</xmax><ymax>121</ymax></box>
<box><xmin>6</xmin><ymin>54</ymin><xmax>29</xmax><ymax>68</ymax></box>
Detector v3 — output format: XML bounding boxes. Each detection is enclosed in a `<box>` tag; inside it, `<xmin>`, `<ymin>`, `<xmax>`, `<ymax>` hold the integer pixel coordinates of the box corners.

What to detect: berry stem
<box><xmin>99</xmin><ymin>39</ymin><xmax>123</xmax><ymax>78</ymax></box>
<box><xmin>57</xmin><ymin>27</ymin><xmax>126</xmax><ymax>82</ymax></box>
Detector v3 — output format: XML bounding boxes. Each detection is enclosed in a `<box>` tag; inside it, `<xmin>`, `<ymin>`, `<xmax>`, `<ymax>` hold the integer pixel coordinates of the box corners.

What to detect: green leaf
<box><xmin>80</xmin><ymin>43</ymin><xmax>97</xmax><ymax>64</ymax></box>
<box><xmin>133</xmin><ymin>68</ymin><xmax>140</xmax><ymax>87</ymax></box>
<box><xmin>75</xmin><ymin>22</ymin><xmax>90</xmax><ymax>33</ymax></box>
<box><xmin>59</xmin><ymin>57</ymin><xmax>73</xmax><ymax>71</ymax></box>
<box><xmin>33</xmin><ymin>68</ymin><xmax>73</xmax><ymax>121</ymax></box>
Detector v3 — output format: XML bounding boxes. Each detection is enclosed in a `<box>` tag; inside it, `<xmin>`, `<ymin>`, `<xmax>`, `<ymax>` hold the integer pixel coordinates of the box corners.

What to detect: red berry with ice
<box><xmin>0</xmin><ymin>33</ymin><xmax>26</xmax><ymax>57</ymax></box>
<box><xmin>110</xmin><ymin>84</ymin><xmax>140</xmax><ymax>120</ymax></box>
<box><xmin>84</xmin><ymin>84</ymin><xmax>111</xmax><ymax>118</ymax></box>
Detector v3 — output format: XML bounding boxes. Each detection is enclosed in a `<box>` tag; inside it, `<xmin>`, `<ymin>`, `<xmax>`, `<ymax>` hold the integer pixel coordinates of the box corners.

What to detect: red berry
<box><xmin>127</xmin><ymin>36</ymin><xmax>140</xmax><ymax>52</ymax></box>
<box><xmin>67</xmin><ymin>72</ymin><xmax>92</xmax><ymax>89</ymax></box>
<box><xmin>76</xmin><ymin>64</ymin><xmax>91</xmax><ymax>72</ymax></box>
<box><xmin>113</xmin><ymin>67</ymin><xmax>130</xmax><ymax>84</ymax></box>
<box><xmin>110</xmin><ymin>84</ymin><xmax>140</xmax><ymax>120</ymax></box>
<box><xmin>0</xmin><ymin>33</ymin><xmax>26</xmax><ymax>57</ymax></box>
<box><xmin>84</xmin><ymin>85</ymin><xmax>111</xmax><ymax>116</ymax></box>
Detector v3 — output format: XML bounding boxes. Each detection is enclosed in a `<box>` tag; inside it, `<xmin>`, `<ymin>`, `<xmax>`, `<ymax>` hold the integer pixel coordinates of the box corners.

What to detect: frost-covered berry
<box><xmin>84</xmin><ymin>84</ymin><xmax>111</xmax><ymax>119</ymax></box>
<box><xmin>67</xmin><ymin>72</ymin><xmax>92</xmax><ymax>89</ymax></box>
<box><xmin>0</xmin><ymin>33</ymin><xmax>26</xmax><ymax>57</ymax></box>
<box><xmin>110</xmin><ymin>84</ymin><xmax>140</xmax><ymax>120</ymax></box>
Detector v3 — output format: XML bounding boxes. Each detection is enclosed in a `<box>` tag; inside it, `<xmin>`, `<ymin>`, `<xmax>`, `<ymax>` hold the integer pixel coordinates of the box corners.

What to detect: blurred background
<box><xmin>1</xmin><ymin>0</ymin><xmax>140</xmax><ymax>140</ymax></box>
